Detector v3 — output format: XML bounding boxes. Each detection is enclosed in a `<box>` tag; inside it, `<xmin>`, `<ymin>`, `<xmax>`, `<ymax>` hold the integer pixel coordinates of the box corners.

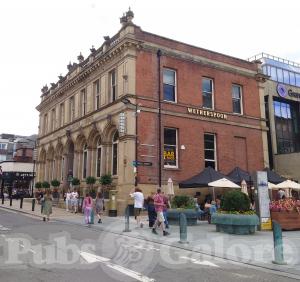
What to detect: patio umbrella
<box><xmin>276</xmin><ymin>180</ymin><xmax>300</xmax><ymax>198</ymax></box>
<box><xmin>179</xmin><ymin>166</ymin><xmax>227</xmax><ymax>188</ymax></box>
<box><xmin>208</xmin><ymin>177</ymin><xmax>241</xmax><ymax>200</ymax></box>
<box><xmin>227</xmin><ymin>167</ymin><xmax>251</xmax><ymax>184</ymax></box>
<box><xmin>165</xmin><ymin>178</ymin><xmax>175</xmax><ymax>196</ymax></box>
<box><xmin>241</xmin><ymin>179</ymin><xmax>248</xmax><ymax>195</ymax></box>
<box><xmin>268</xmin><ymin>182</ymin><xmax>278</xmax><ymax>189</ymax></box>
<box><xmin>264</xmin><ymin>168</ymin><xmax>286</xmax><ymax>184</ymax></box>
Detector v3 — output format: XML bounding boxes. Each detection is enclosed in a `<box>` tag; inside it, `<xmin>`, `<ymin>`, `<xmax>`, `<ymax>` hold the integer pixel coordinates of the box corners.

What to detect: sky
<box><xmin>1</xmin><ymin>0</ymin><xmax>300</xmax><ymax>136</ymax></box>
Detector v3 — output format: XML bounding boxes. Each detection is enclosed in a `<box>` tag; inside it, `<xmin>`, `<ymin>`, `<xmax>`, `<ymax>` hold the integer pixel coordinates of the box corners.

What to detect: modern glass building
<box><xmin>250</xmin><ymin>53</ymin><xmax>300</xmax><ymax>181</ymax></box>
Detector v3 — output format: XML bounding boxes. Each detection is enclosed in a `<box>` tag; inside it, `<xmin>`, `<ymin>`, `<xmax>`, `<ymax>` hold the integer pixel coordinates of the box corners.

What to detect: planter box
<box><xmin>211</xmin><ymin>213</ymin><xmax>259</xmax><ymax>235</ymax></box>
<box><xmin>166</xmin><ymin>209</ymin><xmax>198</xmax><ymax>226</ymax></box>
<box><xmin>271</xmin><ymin>211</ymin><xmax>300</xmax><ymax>230</ymax></box>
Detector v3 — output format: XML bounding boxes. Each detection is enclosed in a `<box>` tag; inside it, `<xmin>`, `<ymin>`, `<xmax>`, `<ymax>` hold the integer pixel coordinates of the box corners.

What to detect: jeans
<box><xmin>163</xmin><ymin>210</ymin><xmax>168</xmax><ymax>227</ymax></box>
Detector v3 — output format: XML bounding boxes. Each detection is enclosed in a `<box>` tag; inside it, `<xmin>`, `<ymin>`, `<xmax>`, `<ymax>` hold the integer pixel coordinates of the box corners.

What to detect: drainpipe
<box><xmin>157</xmin><ymin>49</ymin><xmax>162</xmax><ymax>188</ymax></box>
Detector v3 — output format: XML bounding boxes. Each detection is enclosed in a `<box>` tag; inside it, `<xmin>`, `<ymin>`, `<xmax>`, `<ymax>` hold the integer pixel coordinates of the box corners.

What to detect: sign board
<box><xmin>132</xmin><ymin>161</ymin><xmax>152</xmax><ymax>167</ymax></box>
<box><xmin>256</xmin><ymin>171</ymin><xmax>272</xmax><ymax>230</ymax></box>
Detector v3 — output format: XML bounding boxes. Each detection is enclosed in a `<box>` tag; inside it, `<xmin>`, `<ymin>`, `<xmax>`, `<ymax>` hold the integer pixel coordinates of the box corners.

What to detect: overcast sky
<box><xmin>1</xmin><ymin>0</ymin><xmax>299</xmax><ymax>136</ymax></box>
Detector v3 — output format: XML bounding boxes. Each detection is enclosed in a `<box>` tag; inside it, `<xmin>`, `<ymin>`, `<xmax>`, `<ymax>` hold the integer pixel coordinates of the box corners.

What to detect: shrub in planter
<box><xmin>212</xmin><ymin>190</ymin><xmax>259</xmax><ymax>235</ymax></box>
<box><xmin>167</xmin><ymin>195</ymin><xmax>198</xmax><ymax>226</ymax></box>
<box><xmin>72</xmin><ymin>177</ymin><xmax>80</xmax><ymax>186</ymax></box>
<box><xmin>99</xmin><ymin>174</ymin><xmax>113</xmax><ymax>199</ymax></box>
<box><xmin>86</xmin><ymin>176</ymin><xmax>97</xmax><ymax>198</ymax></box>
<box><xmin>35</xmin><ymin>182</ymin><xmax>42</xmax><ymax>189</ymax></box>
<box><xmin>51</xmin><ymin>179</ymin><xmax>60</xmax><ymax>188</ymax></box>
<box><xmin>42</xmin><ymin>181</ymin><xmax>50</xmax><ymax>189</ymax></box>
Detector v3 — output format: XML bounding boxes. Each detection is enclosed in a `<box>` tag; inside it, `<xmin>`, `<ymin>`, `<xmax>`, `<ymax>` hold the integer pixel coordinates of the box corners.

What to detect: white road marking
<box><xmin>123</xmin><ymin>243</ymin><xmax>160</xmax><ymax>252</ymax></box>
<box><xmin>0</xmin><ymin>225</ymin><xmax>10</xmax><ymax>231</ymax></box>
<box><xmin>79</xmin><ymin>251</ymin><xmax>155</xmax><ymax>282</ymax></box>
<box><xmin>180</xmin><ymin>256</ymin><xmax>219</xmax><ymax>267</ymax></box>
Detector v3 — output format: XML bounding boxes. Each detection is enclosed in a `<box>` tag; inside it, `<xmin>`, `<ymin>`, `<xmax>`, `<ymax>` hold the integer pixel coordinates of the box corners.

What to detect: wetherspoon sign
<box><xmin>187</xmin><ymin>107</ymin><xmax>228</xmax><ymax>120</ymax></box>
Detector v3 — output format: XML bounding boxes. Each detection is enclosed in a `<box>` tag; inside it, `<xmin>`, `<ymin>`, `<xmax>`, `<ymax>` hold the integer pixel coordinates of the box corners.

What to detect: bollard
<box><xmin>272</xmin><ymin>220</ymin><xmax>287</xmax><ymax>265</ymax></box>
<box><xmin>10</xmin><ymin>197</ymin><xmax>12</xmax><ymax>206</ymax></box>
<box><xmin>2</xmin><ymin>195</ymin><xmax>4</xmax><ymax>204</ymax></box>
<box><xmin>20</xmin><ymin>197</ymin><xmax>23</xmax><ymax>209</ymax></box>
<box><xmin>123</xmin><ymin>206</ymin><xmax>131</xmax><ymax>232</ymax></box>
<box><xmin>32</xmin><ymin>199</ymin><xmax>35</xmax><ymax>211</ymax></box>
<box><xmin>179</xmin><ymin>212</ymin><xmax>189</xmax><ymax>244</ymax></box>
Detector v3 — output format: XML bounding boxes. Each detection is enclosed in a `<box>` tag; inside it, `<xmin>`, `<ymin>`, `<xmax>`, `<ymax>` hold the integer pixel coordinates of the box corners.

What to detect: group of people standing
<box><xmin>65</xmin><ymin>189</ymin><xmax>79</xmax><ymax>213</ymax></box>
<box><xmin>130</xmin><ymin>188</ymin><xmax>170</xmax><ymax>236</ymax></box>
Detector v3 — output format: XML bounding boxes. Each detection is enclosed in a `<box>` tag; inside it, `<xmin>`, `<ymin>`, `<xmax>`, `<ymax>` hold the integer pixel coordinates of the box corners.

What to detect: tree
<box><xmin>35</xmin><ymin>182</ymin><xmax>42</xmax><ymax>189</ymax></box>
<box><xmin>42</xmin><ymin>181</ymin><xmax>50</xmax><ymax>189</ymax></box>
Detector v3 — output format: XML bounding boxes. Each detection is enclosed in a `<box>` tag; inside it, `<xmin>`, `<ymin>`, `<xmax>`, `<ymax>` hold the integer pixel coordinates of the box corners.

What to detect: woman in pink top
<box><xmin>83</xmin><ymin>193</ymin><xmax>93</xmax><ymax>225</ymax></box>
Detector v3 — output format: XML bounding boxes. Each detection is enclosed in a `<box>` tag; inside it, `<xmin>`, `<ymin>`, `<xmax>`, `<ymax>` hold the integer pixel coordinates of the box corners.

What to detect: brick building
<box><xmin>35</xmin><ymin>10</ymin><xmax>268</xmax><ymax>211</ymax></box>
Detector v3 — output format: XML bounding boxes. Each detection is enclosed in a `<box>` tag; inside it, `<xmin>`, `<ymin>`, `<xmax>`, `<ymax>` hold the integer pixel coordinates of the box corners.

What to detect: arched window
<box><xmin>82</xmin><ymin>143</ymin><xmax>88</xmax><ymax>179</ymax></box>
<box><xmin>112</xmin><ymin>131</ymin><xmax>119</xmax><ymax>175</ymax></box>
<box><xmin>96</xmin><ymin>138</ymin><xmax>102</xmax><ymax>177</ymax></box>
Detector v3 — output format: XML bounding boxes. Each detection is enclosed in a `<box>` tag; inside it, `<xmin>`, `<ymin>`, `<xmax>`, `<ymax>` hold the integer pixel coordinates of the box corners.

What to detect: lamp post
<box><xmin>121</xmin><ymin>97</ymin><xmax>139</xmax><ymax>187</ymax></box>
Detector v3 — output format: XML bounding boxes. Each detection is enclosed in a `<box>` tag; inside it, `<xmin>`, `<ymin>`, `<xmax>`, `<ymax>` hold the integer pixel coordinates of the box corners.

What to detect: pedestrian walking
<box><xmin>95</xmin><ymin>192</ymin><xmax>105</xmax><ymax>223</ymax></box>
<box><xmin>83</xmin><ymin>193</ymin><xmax>93</xmax><ymax>226</ymax></box>
<box><xmin>146</xmin><ymin>192</ymin><xmax>157</xmax><ymax>228</ymax></box>
<box><xmin>42</xmin><ymin>189</ymin><xmax>52</xmax><ymax>222</ymax></box>
<box><xmin>65</xmin><ymin>189</ymin><xmax>71</xmax><ymax>211</ymax></box>
<box><xmin>130</xmin><ymin>188</ymin><xmax>144</xmax><ymax>228</ymax></box>
<box><xmin>162</xmin><ymin>192</ymin><xmax>170</xmax><ymax>229</ymax></box>
<box><xmin>152</xmin><ymin>189</ymin><xmax>170</xmax><ymax>236</ymax></box>
<box><xmin>71</xmin><ymin>189</ymin><xmax>79</xmax><ymax>213</ymax></box>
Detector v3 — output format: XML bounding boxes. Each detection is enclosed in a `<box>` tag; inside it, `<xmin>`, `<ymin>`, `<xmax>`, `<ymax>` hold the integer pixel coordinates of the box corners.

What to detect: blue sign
<box><xmin>277</xmin><ymin>84</ymin><xmax>287</xmax><ymax>98</ymax></box>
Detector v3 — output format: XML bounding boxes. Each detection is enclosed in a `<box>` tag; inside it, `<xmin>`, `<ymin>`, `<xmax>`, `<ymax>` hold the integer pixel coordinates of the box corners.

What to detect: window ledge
<box><xmin>163</xmin><ymin>167</ymin><xmax>181</xmax><ymax>171</ymax></box>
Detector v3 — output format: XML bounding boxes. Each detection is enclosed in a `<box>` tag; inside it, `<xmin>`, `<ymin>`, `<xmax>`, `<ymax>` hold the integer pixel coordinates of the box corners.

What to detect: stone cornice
<box><xmin>36</xmin><ymin>37</ymin><xmax>142</xmax><ymax>112</ymax></box>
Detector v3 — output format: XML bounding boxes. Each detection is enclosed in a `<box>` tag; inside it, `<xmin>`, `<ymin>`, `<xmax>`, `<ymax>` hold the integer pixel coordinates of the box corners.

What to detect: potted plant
<box><xmin>270</xmin><ymin>199</ymin><xmax>300</xmax><ymax>230</ymax></box>
<box><xmin>51</xmin><ymin>179</ymin><xmax>60</xmax><ymax>205</ymax></box>
<box><xmin>99</xmin><ymin>174</ymin><xmax>113</xmax><ymax>199</ymax></box>
<box><xmin>166</xmin><ymin>195</ymin><xmax>198</xmax><ymax>226</ymax></box>
<box><xmin>211</xmin><ymin>190</ymin><xmax>259</xmax><ymax>235</ymax></box>
<box><xmin>42</xmin><ymin>181</ymin><xmax>50</xmax><ymax>189</ymax></box>
<box><xmin>86</xmin><ymin>176</ymin><xmax>97</xmax><ymax>198</ymax></box>
<box><xmin>71</xmin><ymin>177</ymin><xmax>80</xmax><ymax>194</ymax></box>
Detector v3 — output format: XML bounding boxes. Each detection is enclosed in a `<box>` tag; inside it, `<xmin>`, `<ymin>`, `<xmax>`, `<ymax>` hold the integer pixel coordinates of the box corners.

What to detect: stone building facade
<box><xmin>36</xmin><ymin>10</ymin><xmax>268</xmax><ymax>211</ymax></box>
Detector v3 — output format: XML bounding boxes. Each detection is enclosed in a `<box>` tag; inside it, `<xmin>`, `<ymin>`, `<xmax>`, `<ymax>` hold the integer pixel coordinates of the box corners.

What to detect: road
<box><xmin>0</xmin><ymin>209</ymin><xmax>299</xmax><ymax>282</ymax></box>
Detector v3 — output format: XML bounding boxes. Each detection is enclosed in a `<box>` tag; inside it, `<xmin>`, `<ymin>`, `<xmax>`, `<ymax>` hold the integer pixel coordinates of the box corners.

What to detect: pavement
<box><xmin>1</xmin><ymin>198</ymin><xmax>300</xmax><ymax>279</ymax></box>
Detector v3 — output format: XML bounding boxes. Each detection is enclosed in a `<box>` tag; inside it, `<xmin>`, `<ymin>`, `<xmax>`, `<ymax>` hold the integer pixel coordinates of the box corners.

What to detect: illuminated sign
<box><xmin>187</xmin><ymin>107</ymin><xmax>227</xmax><ymax>119</ymax></box>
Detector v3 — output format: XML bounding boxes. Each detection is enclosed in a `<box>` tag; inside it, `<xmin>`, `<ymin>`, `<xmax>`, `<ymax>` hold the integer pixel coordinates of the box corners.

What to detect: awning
<box><xmin>179</xmin><ymin>166</ymin><xmax>228</xmax><ymax>188</ymax></box>
<box><xmin>227</xmin><ymin>167</ymin><xmax>251</xmax><ymax>183</ymax></box>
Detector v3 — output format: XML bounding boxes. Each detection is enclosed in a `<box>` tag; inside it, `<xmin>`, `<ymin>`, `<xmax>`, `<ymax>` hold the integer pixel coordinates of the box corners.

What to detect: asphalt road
<box><xmin>0</xmin><ymin>209</ymin><xmax>299</xmax><ymax>282</ymax></box>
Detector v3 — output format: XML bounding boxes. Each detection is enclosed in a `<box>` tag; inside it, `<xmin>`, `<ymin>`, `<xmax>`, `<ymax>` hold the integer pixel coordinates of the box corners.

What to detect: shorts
<box><xmin>134</xmin><ymin>208</ymin><xmax>142</xmax><ymax>217</ymax></box>
<box><xmin>157</xmin><ymin>211</ymin><xmax>165</xmax><ymax>223</ymax></box>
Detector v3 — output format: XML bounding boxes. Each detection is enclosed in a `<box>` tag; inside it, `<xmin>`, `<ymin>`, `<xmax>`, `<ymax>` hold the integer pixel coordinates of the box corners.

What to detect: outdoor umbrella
<box><xmin>268</xmin><ymin>182</ymin><xmax>278</xmax><ymax>189</ymax></box>
<box><xmin>241</xmin><ymin>179</ymin><xmax>248</xmax><ymax>195</ymax></box>
<box><xmin>227</xmin><ymin>167</ymin><xmax>251</xmax><ymax>184</ymax></box>
<box><xmin>208</xmin><ymin>177</ymin><xmax>241</xmax><ymax>200</ymax></box>
<box><xmin>276</xmin><ymin>179</ymin><xmax>300</xmax><ymax>198</ymax></box>
<box><xmin>179</xmin><ymin>166</ymin><xmax>227</xmax><ymax>188</ymax></box>
<box><xmin>264</xmin><ymin>168</ymin><xmax>286</xmax><ymax>184</ymax></box>
<box><xmin>165</xmin><ymin>178</ymin><xmax>175</xmax><ymax>196</ymax></box>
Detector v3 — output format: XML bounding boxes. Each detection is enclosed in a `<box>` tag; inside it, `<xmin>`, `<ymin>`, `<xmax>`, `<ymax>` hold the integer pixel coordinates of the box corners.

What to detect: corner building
<box><xmin>36</xmin><ymin>10</ymin><xmax>268</xmax><ymax>212</ymax></box>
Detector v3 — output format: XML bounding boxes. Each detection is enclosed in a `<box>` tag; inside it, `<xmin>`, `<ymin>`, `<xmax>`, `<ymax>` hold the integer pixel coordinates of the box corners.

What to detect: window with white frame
<box><xmin>204</xmin><ymin>133</ymin><xmax>217</xmax><ymax>169</ymax></box>
<box><xmin>96</xmin><ymin>138</ymin><xmax>102</xmax><ymax>177</ymax></box>
<box><xmin>164</xmin><ymin>128</ymin><xmax>178</xmax><ymax>167</ymax></box>
<box><xmin>94</xmin><ymin>79</ymin><xmax>100</xmax><ymax>110</ymax></box>
<box><xmin>232</xmin><ymin>84</ymin><xmax>243</xmax><ymax>114</ymax></box>
<box><xmin>110</xmin><ymin>70</ymin><xmax>117</xmax><ymax>102</ymax></box>
<box><xmin>82</xmin><ymin>144</ymin><xmax>87</xmax><ymax>179</ymax></box>
<box><xmin>202</xmin><ymin>78</ymin><xmax>214</xmax><ymax>109</ymax></box>
<box><xmin>69</xmin><ymin>96</ymin><xmax>75</xmax><ymax>122</ymax></box>
<box><xmin>163</xmin><ymin>68</ymin><xmax>176</xmax><ymax>102</ymax></box>
<box><xmin>59</xmin><ymin>103</ymin><xmax>65</xmax><ymax>127</ymax></box>
<box><xmin>81</xmin><ymin>89</ymin><xmax>87</xmax><ymax>116</ymax></box>
<box><xmin>112</xmin><ymin>131</ymin><xmax>119</xmax><ymax>175</ymax></box>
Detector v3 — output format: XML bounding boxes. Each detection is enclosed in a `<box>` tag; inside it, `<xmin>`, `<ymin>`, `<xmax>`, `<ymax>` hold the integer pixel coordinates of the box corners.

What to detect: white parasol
<box><xmin>208</xmin><ymin>178</ymin><xmax>241</xmax><ymax>200</ymax></box>
<box><xmin>241</xmin><ymin>179</ymin><xmax>248</xmax><ymax>195</ymax></box>
<box><xmin>166</xmin><ymin>178</ymin><xmax>175</xmax><ymax>196</ymax></box>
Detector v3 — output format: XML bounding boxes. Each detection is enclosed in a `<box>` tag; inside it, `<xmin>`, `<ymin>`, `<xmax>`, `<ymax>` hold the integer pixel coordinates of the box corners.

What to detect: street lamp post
<box><xmin>121</xmin><ymin>97</ymin><xmax>139</xmax><ymax>187</ymax></box>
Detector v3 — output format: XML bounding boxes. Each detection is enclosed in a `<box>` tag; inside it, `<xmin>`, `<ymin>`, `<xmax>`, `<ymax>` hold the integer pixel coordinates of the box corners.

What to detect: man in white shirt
<box><xmin>71</xmin><ymin>189</ymin><xmax>79</xmax><ymax>213</ymax></box>
<box><xmin>130</xmin><ymin>188</ymin><xmax>144</xmax><ymax>228</ymax></box>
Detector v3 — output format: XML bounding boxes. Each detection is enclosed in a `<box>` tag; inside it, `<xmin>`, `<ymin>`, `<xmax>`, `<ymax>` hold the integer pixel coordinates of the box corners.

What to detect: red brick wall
<box><xmin>135</xmin><ymin>46</ymin><xmax>264</xmax><ymax>186</ymax></box>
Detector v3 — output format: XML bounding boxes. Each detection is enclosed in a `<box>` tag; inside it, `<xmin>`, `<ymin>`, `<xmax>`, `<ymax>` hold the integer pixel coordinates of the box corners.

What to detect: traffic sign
<box><xmin>132</xmin><ymin>161</ymin><xmax>153</xmax><ymax>167</ymax></box>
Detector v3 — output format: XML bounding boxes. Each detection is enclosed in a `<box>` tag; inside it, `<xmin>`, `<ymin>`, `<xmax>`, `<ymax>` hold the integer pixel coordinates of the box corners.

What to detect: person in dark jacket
<box><xmin>146</xmin><ymin>192</ymin><xmax>156</xmax><ymax>227</ymax></box>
